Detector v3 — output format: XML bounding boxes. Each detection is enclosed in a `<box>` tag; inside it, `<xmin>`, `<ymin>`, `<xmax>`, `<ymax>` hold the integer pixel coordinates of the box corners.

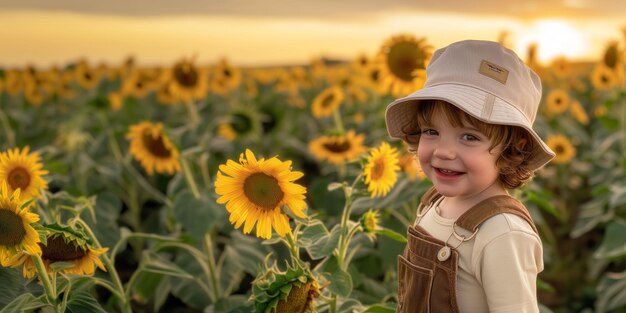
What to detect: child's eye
<box><xmin>421</xmin><ymin>129</ymin><xmax>438</xmax><ymax>136</ymax></box>
<box><xmin>461</xmin><ymin>133</ymin><xmax>480</xmax><ymax>141</ymax></box>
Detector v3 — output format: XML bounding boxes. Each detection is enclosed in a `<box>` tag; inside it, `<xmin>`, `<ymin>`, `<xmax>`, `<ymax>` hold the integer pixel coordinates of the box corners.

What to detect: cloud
<box><xmin>1</xmin><ymin>0</ymin><xmax>626</xmax><ymax>19</ymax></box>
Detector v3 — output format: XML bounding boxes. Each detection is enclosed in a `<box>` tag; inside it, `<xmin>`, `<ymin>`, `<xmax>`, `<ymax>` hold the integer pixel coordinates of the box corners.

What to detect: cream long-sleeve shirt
<box><xmin>415</xmin><ymin>201</ymin><xmax>544</xmax><ymax>313</ymax></box>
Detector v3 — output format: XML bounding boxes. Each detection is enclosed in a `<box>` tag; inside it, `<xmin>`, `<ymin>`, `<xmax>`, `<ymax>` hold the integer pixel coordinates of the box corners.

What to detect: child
<box><xmin>384</xmin><ymin>40</ymin><xmax>555</xmax><ymax>313</ymax></box>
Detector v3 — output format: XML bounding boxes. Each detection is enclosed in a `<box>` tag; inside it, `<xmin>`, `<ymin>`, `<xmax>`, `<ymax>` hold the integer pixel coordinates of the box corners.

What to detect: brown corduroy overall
<box><xmin>396</xmin><ymin>188</ymin><xmax>538</xmax><ymax>313</ymax></box>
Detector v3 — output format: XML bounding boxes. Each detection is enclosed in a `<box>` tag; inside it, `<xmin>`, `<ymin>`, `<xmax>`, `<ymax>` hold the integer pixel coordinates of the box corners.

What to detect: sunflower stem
<box><xmin>184</xmin><ymin>100</ymin><xmax>200</xmax><ymax>130</ymax></box>
<box><xmin>329</xmin><ymin>294</ymin><xmax>337</xmax><ymax>313</ymax></box>
<box><xmin>332</xmin><ymin>108</ymin><xmax>345</xmax><ymax>133</ymax></box>
<box><xmin>32</xmin><ymin>255</ymin><xmax>57</xmax><ymax>308</ymax></box>
<box><xmin>75</xmin><ymin>219</ymin><xmax>132</xmax><ymax>313</ymax></box>
<box><xmin>285</xmin><ymin>230</ymin><xmax>301</xmax><ymax>267</ymax></box>
<box><xmin>182</xmin><ymin>157</ymin><xmax>201</xmax><ymax>199</ymax></box>
<box><xmin>203</xmin><ymin>232</ymin><xmax>222</xmax><ymax>300</ymax></box>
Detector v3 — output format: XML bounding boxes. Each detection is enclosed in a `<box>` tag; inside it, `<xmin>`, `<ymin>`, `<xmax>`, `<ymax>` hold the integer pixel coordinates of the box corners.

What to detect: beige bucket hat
<box><xmin>385</xmin><ymin>40</ymin><xmax>555</xmax><ymax>170</ymax></box>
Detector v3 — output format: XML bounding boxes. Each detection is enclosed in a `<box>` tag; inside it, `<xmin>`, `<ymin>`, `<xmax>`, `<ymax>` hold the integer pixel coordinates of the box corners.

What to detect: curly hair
<box><xmin>400</xmin><ymin>100</ymin><xmax>535</xmax><ymax>189</ymax></box>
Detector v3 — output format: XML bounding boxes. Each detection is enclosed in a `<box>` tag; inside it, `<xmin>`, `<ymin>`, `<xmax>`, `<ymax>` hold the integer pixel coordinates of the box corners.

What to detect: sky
<box><xmin>0</xmin><ymin>0</ymin><xmax>625</xmax><ymax>68</ymax></box>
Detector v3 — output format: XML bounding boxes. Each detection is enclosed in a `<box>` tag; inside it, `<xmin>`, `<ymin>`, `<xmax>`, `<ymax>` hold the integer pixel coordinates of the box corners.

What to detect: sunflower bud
<box><xmin>361</xmin><ymin>209</ymin><xmax>380</xmax><ymax>241</ymax></box>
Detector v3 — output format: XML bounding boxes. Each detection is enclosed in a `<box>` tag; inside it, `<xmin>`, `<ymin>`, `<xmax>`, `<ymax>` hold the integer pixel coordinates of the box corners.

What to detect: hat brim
<box><xmin>385</xmin><ymin>83</ymin><xmax>555</xmax><ymax>170</ymax></box>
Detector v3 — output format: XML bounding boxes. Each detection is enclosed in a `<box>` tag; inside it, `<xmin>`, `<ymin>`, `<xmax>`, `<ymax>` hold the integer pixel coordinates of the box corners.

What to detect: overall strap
<box><xmin>420</xmin><ymin>186</ymin><xmax>442</xmax><ymax>208</ymax></box>
<box><xmin>455</xmin><ymin>195</ymin><xmax>538</xmax><ymax>234</ymax></box>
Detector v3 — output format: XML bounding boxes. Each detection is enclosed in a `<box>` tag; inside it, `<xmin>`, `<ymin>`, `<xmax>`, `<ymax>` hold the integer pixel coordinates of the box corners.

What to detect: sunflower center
<box><xmin>388</xmin><ymin>42</ymin><xmax>423</xmax><ymax>82</ymax></box>
<box><xmin>276</xmin><ymin>283</ymin><xmax>314</xmax><ymax>313</ymax></box>
<box><xmin>41</xmin><ymin>236</ymin><xmax>87</xmax><ymax>262</ymax></box>
<box><xmin>0</xmin><ymin>210</ymin><xmax>27</xmax><ymax>246</ymax></box>
<box><xmin>174</xmin><ymin>64</ymin><xmax>199</xmax><ymax>87</ymax></box>
<box><xmin>231</xmin><ymin>113</ymin><xmax>253</xmax><ymax>134</ymax></box>
<box><xmin>322</xmin><ymin>141</ymin><xmax>350</xmax><ymax>153</ymax></box>
<box><xmin>142</xmin><ymin>133</ymin><xmax>172</xmax><ymax>158</ymax></box>
<box><xmin>8</xmin><ymin>167</ymin><xmax>31</xmax><ymax>190</ymax></box>
<box><xmin>243</xmin><ymin>173</ymin><xmax>284</xmax><ymax>210</ymax></box>
<box><xmin>321</xmin><ymin>94</ymin><xmax>336</xmax><ymax>108</ymax></box>
<box><xmin>555</xmin><ymin>145</ymin><xmax>565</xmax><ymax>154</ymax></box>
<box><xmin>371</xmin><ymin>159</ymin><xmax>386</xmax><ymax>180</ymax></box>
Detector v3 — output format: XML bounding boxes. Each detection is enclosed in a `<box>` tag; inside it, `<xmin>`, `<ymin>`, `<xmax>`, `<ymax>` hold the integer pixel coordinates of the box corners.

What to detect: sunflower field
<box><xmin>0</xmin><ymin>32</ymin><xmax>626</xmax><ymax>313</ymax></box>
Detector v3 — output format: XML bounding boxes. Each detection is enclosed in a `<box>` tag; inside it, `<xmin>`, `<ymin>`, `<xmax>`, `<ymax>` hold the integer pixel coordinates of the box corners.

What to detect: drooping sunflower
<box><xmin>0</xmin><ymin>182</ymin><xmax>41</xmax><ymax>268</ymax></box>
<box><xmin>378</xmin><ymin>34</ymin><xmax>432</xmax><ymax>96</ymax></box>
<box><xmin>546</xmin><ymin>134</ymin><xmax>576</xmax><ymax>164</ymax></box>
<box><xmin>252</xmin><ymin>260</ymin><xmax>319</xmax><ymax>313</ymax></box>
<box><xmin>311</xmin><ymin>85</ymin><xmax>344</xmax><ymax>118</ymax></box>
<box><xmin>591</xmin><ymin>64</ymin><xmax>618</xmax><ymax>91</ymax></box>
<box><xmin>0</xmin><ymin>146</ymin><xmax>49</xmax><ymax>201</ymax></box>
<box><xmin>363</xmin><ymin>142</ymin><xmax>400</xmax><ymax>198</ymax></box>
<box><xmin>21</xmin><ymin>223</ymin><xmax>108</xmax><ymax>278</ymax></box>
<box><xmin>126</xmin><ymin>122</ymin><xmax>181</xmax><ymax>175</ymax></box>
<box><xmin>308</xmin><ymin>130</ymin><xmax>367</xmax><ymax>165</ymax></box>
<box><xmin>214</xmin><ymin>149</ymin><xmax>307</xmax><ymax>239</ymax></box>
<box><xmin>545</xmin><ymin>89</ymin><xmax>571</xmax><ymax>115</ymax></box>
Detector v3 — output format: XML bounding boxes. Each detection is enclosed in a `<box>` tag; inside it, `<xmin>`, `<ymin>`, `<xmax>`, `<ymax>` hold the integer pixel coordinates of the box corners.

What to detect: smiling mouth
<box><xmin>435</xmin><ymin>167</ymin><xmax>464</xmax><ymax>176</ymax></box>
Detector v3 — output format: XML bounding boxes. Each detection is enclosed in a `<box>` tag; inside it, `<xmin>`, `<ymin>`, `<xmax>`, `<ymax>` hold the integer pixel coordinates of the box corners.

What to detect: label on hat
<box><xmin>479</xmin><ymin>60</ymin><xmax>508</xmax><ymax>84</ymax></box>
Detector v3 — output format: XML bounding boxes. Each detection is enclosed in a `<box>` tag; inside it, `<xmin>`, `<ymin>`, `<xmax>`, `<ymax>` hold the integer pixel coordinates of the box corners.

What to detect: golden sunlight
<box><xmin>515</xmin><ymin>20</ymin><xmax>588</xmax><ymax>64</ymax></box>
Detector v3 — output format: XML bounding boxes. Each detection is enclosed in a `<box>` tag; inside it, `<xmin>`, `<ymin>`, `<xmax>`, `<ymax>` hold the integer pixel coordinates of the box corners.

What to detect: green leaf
<box><xmin>130</xmin><ymin>271</ymin><xmax>165</xmax><ymax>307</ymax></box>
<box><xmin>327</xmin><ymin>182</ymin><xmax>344</xmax><ymax>191</ymax></box>
<box><xmin>362</xmin><ymin>303</ymin><xmax>397</xmax><ymax>313</ymax></box>
<box><xmin>570</xmin><ymin>197</ymin><xmax>612</xmax><ymax>238</ymax></box>
<box><xmin>525</xmin><ymin>190</ymin><xmax>559</xmax><ymax>219</ymax></box>
<box><xmin>0</xmin><ymin>293</ymin><xmax>48</xmax><ymax>313</ymax></box>
<box><xmin>0</xmin><ymin>267</ymin><xmax>40</xmax><ymax>308</ymax></box>
<box><xmin>376</xmin><ymin>228</ymin><xmax>407</xmax><ymax>243</ymax></box>
<box><xmin>206</xmin><ymin>295</ymin><xmax>251</xmax><ymax>313</ymax></box>
<box><xmin>173</xmin><ymin>190</ymin><xmax>225</xmax><ymax>238</ymax></box>
<box><xmin>319</xmin><ymin>255</ymin><xmax>353</xmax><ymax>297</ymax></box>
<box><xmin>82</xmin><ymin>191</ymin><xmax>122</xmax><ymax>248</ymax></box>
<box><xmin>596</xmin><ymin>271</ymin><xmax>626</xmax><ymax>313</ymax></box>
<box><xmin>609</xmin><ymin>183</ymin><xmax>626</xmax><ymax>209</ymax></box>
<box><xmin>140</xmin><ymin>251</ymin><xmax>194</xmax><ymax>279</ymax></box>
<box><xmin>302</xmin><ymin>222</ymin><xmax>341</xmax><ymax>260</ymax></box>
<box><xmin>594</xmin><ymin>219</ymin><xmax>626</xmax><ymax>259</ymax></box>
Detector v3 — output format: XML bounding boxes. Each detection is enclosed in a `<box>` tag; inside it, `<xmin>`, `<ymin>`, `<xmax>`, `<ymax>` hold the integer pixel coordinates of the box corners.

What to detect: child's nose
<box><xmin>433</xmin><ymin>142</ymin><xmax>456</xmax><ymax>159</ymax></box>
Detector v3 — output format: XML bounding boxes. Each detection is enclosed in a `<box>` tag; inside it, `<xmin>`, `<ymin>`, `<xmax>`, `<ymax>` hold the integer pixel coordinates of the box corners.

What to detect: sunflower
<box><xmin>107</xmin><ymin>91</ymin><xmax>124</xmax><ymax>111</ymax></box>
<box><xmin>214</xmin><ymin>149</ymin><xmax>307</xmax><ymax>239</ymax></box>
<box><xmin>602</xmin><ymin>41</ymin><xmax>621</xmax><ymax>70</ymax></box>
<box><xmin>594</xmin><ymin>106</ymin><xmax>608</xmax><ymax>117</ymax></box>
<box><xmin>545</xmin><ymin>89</ymin><xmax>571</xmax><ymax>115</ymax></box>
<box><xmin>170</xmin><ymin>58</ymin><xmax>208</xmax><ymax>101</ymax></box>
<box><xmin>217</xmin><ymin>123</ymin><xmax>237</xmax><ymax>141</ymax></box>
<box><xmin>311</xmin><ymin>85</ymin><xmax>344</xmax><ymax>118</ymax></box>
<box><xmin>360</xmin><ymin>209</ymin><xmax>380</xmax><ymax>241</ymax></box>
<box><xmin>363</xmin><ymin>142</ymin><xmax>400</xmax><ymax>198</ymax></box>
<box><xmin>252</xmin><ymin>260</ymin><xmax>319</xmax><ymax>313</ymax></box>
<box><xmin>352</xmin><ymin>53</ymin><xmax>372</xmax><ymax>73</ymax></box>
<box><xmin>308</xmin><ymin>130</ymin><xmax>367</xmax><ymax>165</ymax></box>
<box><xmin>21</xmin><ymin>223</ymin><xmax>108</xmax><ymax>278</ymax></box>
<box><xmin>211</xmin><ymin>58</ymin><xmax>242</xmax><ymax>95</ymax></box>
<box><xmin>569</xmin><ymin>100</ymin><xmax>589</xmax><ymax>125</ymax></box>
<box><xmin>546</xmin><ymin>135</ymin><xmax>576</xmax><ymax>164</ymax></box>
<box><xmin>126</xmin><ymin>122</ymin><xmax>181</xmax><ymax>175</ymax></box>
<box><xmin>74</xmin><ymin>60</ymin><xmax>101</xmax><ymax>90</ymax></box>
<box><xmin>550</xmin><ymin>57</ymin><xmax>572</xmax><ymax>78</ymax></box>
<box><xmin>0</xmin><ymin>146</ymin><xmax>48</xmax><ymax>201</ymax></box>
<box><xmin>378</xmin><ymin>34</ymin><xmax>432</xmax><ymax>96</ymax></box>
<box><xmin>359</xmin><ymin>63</ymin><xmax>388</xmax><ymax>95</ymax></box>
<box><xmin>591</xmin><ymin>64</ymin><xmax>618</xmax><ymax>91</ymax></box>
<box><xmin>0</xmin><ymin>182</ymin><xmax>41</xmax><ymax>268</ymax></box>
<box><xmin>4</xmin><ymin>70</ymin><xmax>25</xmax><ymax>96</ymax></box>
<box><xmin>398</xmin><ymin>153</ymin><xmax>426</xmax><ymax>181</ymax></box>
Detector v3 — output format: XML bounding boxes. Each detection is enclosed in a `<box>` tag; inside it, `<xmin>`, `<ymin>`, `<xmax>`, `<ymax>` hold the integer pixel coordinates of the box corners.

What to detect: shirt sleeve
<box><xmin>478</xmin><ymin>230</ymin><xmax>543</xmax><ymax>313</ymax></box>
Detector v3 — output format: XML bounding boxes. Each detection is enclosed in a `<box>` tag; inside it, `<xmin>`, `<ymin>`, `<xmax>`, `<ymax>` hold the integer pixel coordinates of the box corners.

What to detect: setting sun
<box><xmin>515</xmin><ymin>20</ymin><xmax>588</xmax><ymax>64</ymax></box>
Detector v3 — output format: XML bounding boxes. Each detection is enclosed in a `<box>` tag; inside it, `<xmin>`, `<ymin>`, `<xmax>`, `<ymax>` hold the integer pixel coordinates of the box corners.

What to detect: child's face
<box><xmin>417</xmin><ymin>112</ymin><xmax>505</xmax><ymax>201</ymax></box>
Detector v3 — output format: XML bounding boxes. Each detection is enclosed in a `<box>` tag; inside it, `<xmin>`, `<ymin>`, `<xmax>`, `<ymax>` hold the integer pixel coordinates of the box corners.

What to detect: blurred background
<box><xmin>1</xmin><ymin>1</ymin><xmax>626</xmax><ymax>313</ymax></box>
<box><xmin>1</xmin><ymin>0</ymin><xmax>625</xmax><ymax>67</ymax></box>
